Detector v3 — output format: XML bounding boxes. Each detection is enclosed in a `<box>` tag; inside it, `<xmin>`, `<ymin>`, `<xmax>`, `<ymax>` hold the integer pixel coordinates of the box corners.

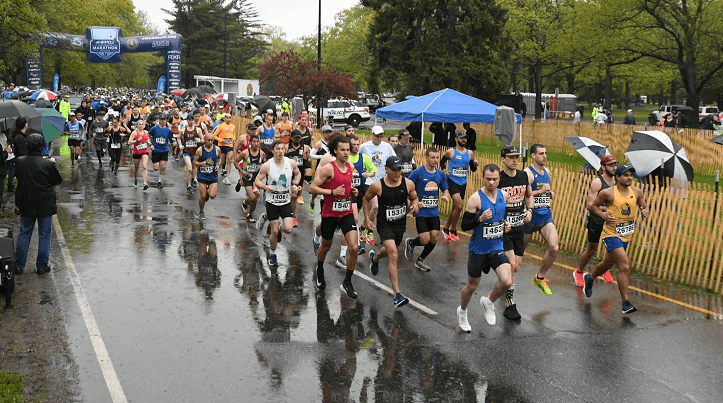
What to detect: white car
<box><xmin>310</xmin><ymin>99</ymin><xmax>371</xmax><ymax>127</ymax></box>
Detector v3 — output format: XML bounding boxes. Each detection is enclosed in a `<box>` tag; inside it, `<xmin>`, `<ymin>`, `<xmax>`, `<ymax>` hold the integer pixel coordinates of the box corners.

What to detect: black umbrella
<box><xmin>712</xmin><ymin>133</ymin><xmax>723</xmax><ymax>145</ymax></box>
<box><xmin>625</xmin><ymin>130</ymin><xmax>694</xmax><ymax>182</ymax></box>
<box><xmin>183</xmin><ymin>88</ymin><xmax>204</xmax><ymax>100</ymax></box>
<box><xmin>32</xmin><ymin>99</ymin><xmax>52</xmax><ymax>108</ymax></box>
<box><xmin>251</xmin><ymin>95</ymin><xmax>276</xmax><ymax>115</ymax></box>
<box><xmin>194</xmin><ymin>85</ymin><xmax>216</xmax><ymax>94</ymax></box>
<box><xmin>0</xmin><ymin>99</ymin><xmax>43</xmax><ymax>134</ymax></box>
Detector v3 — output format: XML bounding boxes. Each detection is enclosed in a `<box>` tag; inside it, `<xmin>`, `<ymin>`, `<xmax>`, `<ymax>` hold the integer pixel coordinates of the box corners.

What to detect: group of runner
<box><xmin>70</xmin><ymin>103</ymin><xmax>651</xmax><ymax>328</ymax></box>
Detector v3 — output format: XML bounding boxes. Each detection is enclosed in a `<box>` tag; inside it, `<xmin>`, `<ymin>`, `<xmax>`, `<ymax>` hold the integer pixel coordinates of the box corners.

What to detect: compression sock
<box><xmin>344</xmin><ymin>269</ymin><xmax>353</xmax><ymax>283</ymax></box>
<box><xmin>411</xmin><ymin>237</ymin><xmax>423</xmax><ymax>247</ymax></box>
<box><xmin>420</xmin><ymin>243</ymin><xmax>436</xmax><ymax>260</ymax></box>
<box><xmin>506</xmin><ymin>284</ymin><xmax>515</xmax><ymax>306</ymax></box>
<box><xmin>317</xmin><ymin>260</ymin><xmax>325</xmax><ymax>276</ymax></box>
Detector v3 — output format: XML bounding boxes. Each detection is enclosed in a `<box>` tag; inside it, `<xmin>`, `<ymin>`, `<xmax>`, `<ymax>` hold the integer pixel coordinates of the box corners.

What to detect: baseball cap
<box><xmin>385</xmin><ymin>155</ymin><xmax>403</xmax><ymax>170</ymax></box>
<box><xmin>398</xmin><ymin>129</ymin><xmax>411</xmax><ymax>137</ymax></box>
<box><xmin>321</xmin><ymin>124</ymin><xmax>333</xmax><ymax>133</ymax></box>
<box><xmin>501</xmin><ymin>145</ymin><xmax>520</xmax><ymax>157</ymax></box>
<box><xmin>615</xmin><ymin>165</ymin><xmax>635</xmax><ymax>176</ymax></box>
<box><xmin>281</xmin><ymin>111</ymin><xmax>289</xmax><ymax>116</ymax></box>
<box><xmin>627</xmin><ymin>109</ymin><xmax>633</xmax><ymax>113</ymax></box>
<box><xmin>158</xmin><ymin>114</ymin><xmax>168</xmax><ymax>120</ymax></box>
<box><xmin>247</xmin><ymin>123</ymin><xmax>257</xmax><ymax>130</ymax></box>
<box><xmin>455</xmin><ymin>130</ymin><xmax>467</xmax><ymax>138</ymax></box>
<box><xmin>600</xmin><ymin>155</ymin><xmax>617</xmax><ymax>165</ymax></box>
<box><xmin>371</xmin><ymin>125</ymin><xmax>384</xmax><ymax>135</ymax></box>
<box><xmin>291</xmin><ymin>129</ymin><xmax>302</xmax><ymax>138</ymax></box>
<box><xmin>253</xmin><ymin>115</ymin><xmax>262</xmax><ymax>122</ymax></box>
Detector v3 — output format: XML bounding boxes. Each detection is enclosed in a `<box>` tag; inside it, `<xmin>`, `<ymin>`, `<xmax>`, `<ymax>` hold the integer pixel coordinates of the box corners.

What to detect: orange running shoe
<box><xmin>602</xmin><ymin>270</ymin><xmax>614</xmax><ymax>283</ymax></box>
<box><xmin>573</xmin><ymin>270</ymin><xmax>585</xmax><ymax>287</ymax></box>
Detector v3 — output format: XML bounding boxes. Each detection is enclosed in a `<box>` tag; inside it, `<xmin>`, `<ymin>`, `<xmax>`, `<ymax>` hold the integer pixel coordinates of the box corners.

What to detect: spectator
<box><xmin>13</xmin><ymin>133</ymin><xmax>63</xmax><ymax>275</ymax></box>
<box><xmin>623</xmin><ymin>109</ymin><xmax>636</xmax><ymax>125</ymax></box>
<box><xmin>444</xmin><ymin>122</ymin><xmax>457</xmax><ymax>147</ymax></box>
<box><xmin>594</xmin><ymin>109</ymin><xmax>607</xmax><ymax>124</ymax></box>
<box><xmin>663</xmin><ymin>113</ymin><xmax>676</xmax><ymax>128</ymax></box>
<box><xmin>463</xmin><ymin>123</ymin><xmax>477</xmax><ymax>151</ymax></box>
<box><xmin>0</xmin><ymin>130</ymin><xmax>8</xmax><ymax>207</ymax></box>
<box><xmin>406</xmin><ymin>121</ymin><xmax>422</xmax><ymax>144</ymax></box>
<box><xmin>7</xmin><ymin>117</ymin><xmax>29</xmax><ymax>192</ymax></box>
<box><xmin>430</xmin><ymin>122</ymin><xmax>445</xmax><ymax>146</ymax></box>
<box><xmin>700</xmin><ymin>114</ymin><xmax>715</xmax><ymax>130</ymax></box>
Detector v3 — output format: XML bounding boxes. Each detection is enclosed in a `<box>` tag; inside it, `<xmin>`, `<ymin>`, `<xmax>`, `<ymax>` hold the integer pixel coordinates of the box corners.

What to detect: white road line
<box><xmin>353</xmin><ymin>270</ymin><xmax>438</xmax><ymax>315</ymax></box>
<box><xmin>53</xmin><ymin>216</ymin><xmax>128</xmax><ymax>403</ymax></box>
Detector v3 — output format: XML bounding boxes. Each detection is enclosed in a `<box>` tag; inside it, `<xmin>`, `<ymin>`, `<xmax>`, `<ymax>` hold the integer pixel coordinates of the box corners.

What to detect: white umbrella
<box><xmin>565</xmin><ymin>136</ymin><xmax>611</xmax><ymax>170</ymax></box>
<box><xmin>625</xmin><ymin>130</ymin><xmax>694</xmax><ymax>182</ymax></box>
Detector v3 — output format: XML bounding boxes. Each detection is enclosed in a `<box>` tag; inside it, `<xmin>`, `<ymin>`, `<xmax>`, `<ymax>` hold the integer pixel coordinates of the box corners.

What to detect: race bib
<box><xmin>401</xmin><ymin>162</ymin><xmax>413</xmax><ymax>174</ymax></box>
<box><xmin>185</xmin><ymin>140</ymin><xmax>197</xmax><ymax>148</ymax></box>
<box><xmin>246</xmin><ymin>164</ymin><xmax>260</xmax><ymax>174</ymax></box>
<box><xmin>420</xmin><ymin>196</ymin><xmax>438</xmax><ymax>209</ymax></box>
<box><xmin>94</xmin><ymin>127</ymin><xmax>104</xmax><ymax>133</ymax></box>
<box><xmin>534</xmin><ymin>192</ymin><xmax>551</xmax><ymax>209</ymax></box>
<box><xmin>452</xmin><ymin>167</ymin><xmax>468</xmax><ymax>177</ymax></box>
<box><xmin>155</xmin><ymin>137</ymin><xmax>166</xmax><ymax>145</ymax></box>
<box><xmin>262</xmin><ymin>137</ymin><xmax>274</xmax><ymax>146</ymax></box>
<box><xmin>506</xmin><ymin>211</ymin><xmax>525</xmax><ymax>228</ymax></box>
<box><xmin>199</xmin><ymin>165</ymin><xmax>214</xmax><ymax>175</ymax></box>
<box><xmin>271</xmin><ymin>191</ymin><xmax>290</xmax><ymax>204</ymax></box>
<box><xmin>386</xmin><ymin>205</ymin><xmax>406</xmax><ymax>221</ymax></box>
<box><xmin>136</xmin><ymin>142</ymin><xmax>148</xmax><ymax>150</ymax></box>
<box><xmin>110</xmin><ymin>142</ymin><xmax>121</xmax><ymax>149</ymax></box>
<box><xmin>483</xmin><ymin>221</ymin><xmax>504</xmax><ymax>240</ymax></box>
<box><xmin>616</xmin><ymin>221</ymin><xmax>635</xmax><ymax>237</ymax></box>
<box><xmin>223</xmin><ymin>138</ymin><xmax>233</xmax><ymax>145</ymax></box>
<box><xmin>351</xmin><ymin>173</ymin><xmax>361</xmax><ymax>188</ymax></box>
<box><xmin>332</xmin><ymin>198</ymin><xmax>351</xmax><ymax>212</ymax></box>
<box><xmin>68</xmin><ymin>130</ymin><xmax>81</xmax><ymax>140</ymax></box>
<box><xmin>292</xmin><ymin>156</ymin><xmax>303</xmax><ymax>167</ymax></box>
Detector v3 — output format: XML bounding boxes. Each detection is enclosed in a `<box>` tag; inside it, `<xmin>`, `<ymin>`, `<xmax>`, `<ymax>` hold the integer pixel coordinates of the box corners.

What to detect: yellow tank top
<box><xmin>601</xmin><ymin>186</ymin><xmax>638</xmax><ymax>242</ymax></box>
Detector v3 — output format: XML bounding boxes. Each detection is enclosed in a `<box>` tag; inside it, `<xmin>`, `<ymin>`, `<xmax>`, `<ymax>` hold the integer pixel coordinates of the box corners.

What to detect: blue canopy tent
<box><xmin>376</xmin><ymin>88</ymin><xmax>522</xmax><ymax>147</ymax></box>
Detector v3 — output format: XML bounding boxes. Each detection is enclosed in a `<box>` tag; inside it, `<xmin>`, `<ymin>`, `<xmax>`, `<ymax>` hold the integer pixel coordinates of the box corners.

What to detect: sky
<box><xmin>132</xmin><ymin>0</ymin><xmax>360</xmax><ymax>41</ymax></box>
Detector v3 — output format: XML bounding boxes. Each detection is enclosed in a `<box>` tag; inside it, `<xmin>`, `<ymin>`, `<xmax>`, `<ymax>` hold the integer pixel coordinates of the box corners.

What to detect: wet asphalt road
<box><xmin>46</xmin><ymin>144</ymin><xmax>723</xmax><ymax>403</ymax></box>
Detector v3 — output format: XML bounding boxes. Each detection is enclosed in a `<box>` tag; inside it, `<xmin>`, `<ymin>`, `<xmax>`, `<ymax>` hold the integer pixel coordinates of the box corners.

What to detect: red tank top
<box><xmin>132</xmin><ymin>130</ymin><xmax>150</xmax><ymax>155</ymax></box>
<box><xmin>321</xmin><ymin>161</ymin><xmax>354</xmax><ymax>218</ymax></box>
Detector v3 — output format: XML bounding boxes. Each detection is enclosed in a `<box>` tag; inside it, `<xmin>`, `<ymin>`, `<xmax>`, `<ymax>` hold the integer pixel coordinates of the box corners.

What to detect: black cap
<box><xmin>455</xmin><ymin>130</ymin><xmax>467</xmax><ymax>138</ymax></box>
<box><xmin>398</xmin><ymin>129</ymin><xmax>411</xmax><ymax>137</ymax></box>
<box><xmin>291</xmin><ymin>129</ymin><xmax>302</xmax><ymax>138</ymax></box>
<box><xmin>158</xmin><ymin>114</ymin><xmax>168</xmax><ymax>120</ymax></box>
<box><xmin>501</xmin><ymin>146</ymin><xmax>520</xmax><ymax>157</ymax></box>
<box><xmin>615</xmin><ymin>165</ymin><xmax>636</xmax><ymax>176</ymax></box>
<box><xmin>247</xmin><ymin>123</ymin><xmax>257</xmax><ymax>130</ymax></box>
<box><xmin>385</xmin><ymin>156</ymin><xmax>403</xmax><ymax>170</ymax></box>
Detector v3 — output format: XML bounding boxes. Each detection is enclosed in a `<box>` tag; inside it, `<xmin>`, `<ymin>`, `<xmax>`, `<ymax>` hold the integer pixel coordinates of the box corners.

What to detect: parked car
<box><xmin>648</xmin><ymin>105</ymin><xmax>693</xmax><ymax>125</ymax></box>
<box><xmin>309</xmin><ymin>99</ymin><xmax>371</xmax><ymax>127</ymax></box>
<box><xmin>698</xmin><ymin>106</ymin><xmax>719</xmax><ymax>122</ymax></box>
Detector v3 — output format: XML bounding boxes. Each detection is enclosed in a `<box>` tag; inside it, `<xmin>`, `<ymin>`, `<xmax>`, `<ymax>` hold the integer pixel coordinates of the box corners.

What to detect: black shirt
<box><xmin>377</xmin><ymin>178</ymin><xmax>408</xmax><ymax>227</ymax></box>
<box><xmin>465</xmin><ymin>127</ymin><xmax>477</xmax><ymax>151</ymax></box>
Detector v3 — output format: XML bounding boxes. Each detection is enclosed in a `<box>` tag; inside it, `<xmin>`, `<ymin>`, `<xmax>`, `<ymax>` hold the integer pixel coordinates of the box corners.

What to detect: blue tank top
<box><xmin>260</xmin><ymin>124</ymin><xmax>275</xmax><ymax>147</ymax></box>
<box><xmin>197</xmin><ymin>146</ymin><xmax>218</xmax><ymax>182</ymax></box>
<box><xmin>448</xmin><ymin>147</ymin><xmax>470</xmax><ymax>186</ymax></box>
<box><xmin>469</xmin><ymin>189</ymin><xmax>506</xmax><ymax>254</ymax></box>
<box><xmin>529</xmin><ymin>166</ymin><xmax>553</xmax><ymax>224</ymax></box>
<box><xmin>351</xmin><ymin>153</ymin><xmax>365</xmax><ymax>189</ymax></box>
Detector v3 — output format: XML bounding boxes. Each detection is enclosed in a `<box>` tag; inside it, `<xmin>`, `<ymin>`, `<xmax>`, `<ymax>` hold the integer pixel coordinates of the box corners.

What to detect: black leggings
<box><xmin>108</xmin><ymin>147</ymin><xmax>122</xmax><ymax>165</ymax></box>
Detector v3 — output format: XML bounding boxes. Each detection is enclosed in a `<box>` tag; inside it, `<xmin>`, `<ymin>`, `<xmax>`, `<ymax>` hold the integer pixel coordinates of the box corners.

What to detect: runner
<box><xmin>106</xmin><ymin>116</ymin><xmax>128</xmax><ymax>174</ymax></box>
<box><xmin>180</xmin><ymin>112</ymin><xmax>204</xmax><ymax>193</ymax></box>
<box><xmin>585</xmin><ymin>165</ymin><xmax>650</xmax><ymax>313</ymax></box>
<box><xmin>254</xmin><ymin>140</ymin><xmax>303</xmax><ymax>266</ymax></box>
<box><xmin>457</xmin><ymin>164</ymin><xmax>512</xmax><ymax>331</ymax></box>
<box><xmin>498</xmin><ymin>146</ymin><xmax>533</xmax><ymax>320</ymax></box>
<box><xmin>63</xmin><ymin>113</ymin><xmax>84</xmax><ymax>166</ymax></box>
<box><xmin>308</xmin><ymin>135</ymin><xmax>359</xmax><ymax>297</ymax></box>
<box><xmin>128</xmin><ymin>120</ymin><xmax>152</xmax><ymax>190</ymax></box>
<box><xmin>308</xmin><ymin>125</ymin><xmax>333</xmax><ymax>212</ymax></box>
<box><xmin>193</xmin><ymin>133</ymin><xmax>221</xmax><ymax>220</ymax></box>
<box><xmin>258</xmin><ymin>113</ymin><xmax>276</xmax><ymax>159</ymax></box>
<box><xmin>363</xmin><ymin>156</ymin><xmax>419</xmax><ymax>308</ymax></box>
<box><xmin>169</xmin><ymin>107</ymin><xmax>183</xmax><ymax>161</ymax></box>
<box><xmin>88</xmin><ymin>114</ymin><xmax>108</xmax><ymax>167</ymax></box>
<box><xmin>296</xmin><ymin>114</ymin><xmax>313</xmax><ymax>147</ymax></box>
<box><xmin>523</xmin><ymin>144</ymin><xmax>559</xmax><ymax>296</ymax></box>
<box><xmin>285</xmin><ymin>130</ymin><xmax>311</xmax><ymax>226</ymax></box>
<box><xmin>236</xmin><ymin>135</ymin><xmax>265</xmax><ymax>223</ymax></box>
<box><xmin>440</xmin><ymin>130</ymin><xmax>479</xmax><ymax>242</ymax></box>
<box><xmin>358</xmin><ymin>125</ymin><xmax>397</xmax><ymax>246</ymax></box>
<box><xmin>149</xmin><ymin>114</ymin><xmax>174</xmax><ymax>189</ymax></box>
<box><xmin>574</xmin><ymin>155</ymin><xmax>617</xmax><ymax>286</ymax></box>
<box><xmin>276</xmin><ymin>112</ymin><xmax>292</xmax><ymax>145</ymax></box>
<box><xmin>392</xmin><ymin>129</ymin><xmax>416</xmax><ymax>178</ymax></box>
<box><xmin>213</xmin><ymin>114</ymin><xmax>237</xmax><ymax>184</ymax></box>
<box><xmin>404</xmin><ymin>147</ymin><xmax>449</xmax><ymax>271</ymax></box>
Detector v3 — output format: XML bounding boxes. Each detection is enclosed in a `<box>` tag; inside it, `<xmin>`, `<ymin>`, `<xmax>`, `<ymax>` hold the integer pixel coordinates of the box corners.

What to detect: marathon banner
<box><xmin>157</xmin><ymin>75</ymin><xmax>166</xmax><ymax>94</ymax></box>
<box><xmin>37</xmin><ymin>27</ymin><xmax>183</xmax><ymax>93</ymax></box>
<box><xmin>25</xmin><ymin>49</ymin><xmax>42</xmax><ymax>90</ymax></box>
<box><xmin>52</xmin><ymin>73</ymin><xmax>59</xmax><ymax>93</ymax></box>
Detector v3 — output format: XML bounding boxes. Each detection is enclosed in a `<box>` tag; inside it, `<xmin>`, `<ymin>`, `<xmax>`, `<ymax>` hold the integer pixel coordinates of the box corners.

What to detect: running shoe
<box><xmin>245</xmin><ymin>214</ymin><xmax>255</xmax><ymax>223</ymax></box>
<box><xmin>450</xmin><ymin>230</ymin><xmax>460</xmax><ymax>242</ymax></box>
<box><xmin>309</xmin><ymin>199</ymin><xmax>315</xmax><ymax>214</ymax></box>
<box><xmin>134</xmin><ymin>180</ymin><xmax>138</xmax><ymax>189</ymax></box>
<box><xmin>532</xmin><ymin>275</ymin><xmax>553</xmax><ymax>295</ymax></box>
<box><xmin>187</xmin><ymin>185</ymin><xmax>192</xmax><ymax>194</ymax></box>
<box><xmin>143</xmin><ymin>183</ymin><xmax>149</xmax><ymax>191</ymax></box>
<box><xmin>315</xmin><ymin>269</ymin><xmax>326</xmax><ymax>290</ymax></box>
<box><xmin>235</xmin><ymin>180</ymin><xmax>242</xmax><ymax>192</ymax></box>
<box><xmin>404</xmin><ymin>237</ymin><xmax>415</xmax><ymax>261</ymax></box>
<box><xmin>268</xmin><ymin>253</ymin><xmax>278</xmax><ymax>266</ymax></box>
<box><xmin>191</xmin><ymin>179</ymin><xmax>198</xmax><ymax>188</ymax></box>
<box><xmin>583</xmin><ymin>274</ymin><xmax>593</xmax><ymax>298</ymax></box>
<box><xmin>241</xmin><ymin>199</ymin><xmax>249</xmax><ymax>214</ymax></box>
<box><xmin>369</xmin><ymin>250</ymin><xmax>379</xmax><ymax>276</ymax></box>
<box><xmin>297</xmin><ymin>195</ymin><xmax>304</xmax><ymax>205</ymax></box>
<box><xmin>313</xmin><ymin>238</ymin><xmax>320</xmax><ymax>256</ymax></box>
<box><xmin>503</xmin><ymin>304</ymin><xmax>521</xmax><ymax>320</ymax></box>
<box><xmin>443</xmin><ymin>228</ymin><xmax>451</xmax><ymax>241</ymax></box>
<box><xmin>573</xmin><ymin>270</ymin><xmax>585</xmax><ymax>287</ymax></box>
<box><xmin>457</xmin><ymin>306</ymin><xmax>471</xmax><ymax>333</ymax></box>
<box><xmin>223</xmin><ymin>177</ymin><xmax>231</xmax><ymax>185</ymax></box>
<box><xmin>157</xmin><ymin>181</ymin><xmax>163</xmax><ymax>189</ymax></box>
<box><xmin>256</xmin><ymin>214</ymin><xmax>267</xmax><ymax>231</ymax></box>
<box><xmin>367</xmin><ymin>232</ymin><xmax>375</xmax><ymax>246</ymax></box>
<box><xmin>222</xmin><ymin>168</ymin><xmax>227</xmax><ymax>177</ymax></box>
<box><xmin>360</xmin><ymin>230</ymin><xmax>368</xmax><ymax>243</ymax></box>
<box><xmin>293</xmin><ymin>218</ymin><xmax>298</xmax><ymax>228</ymax></box>
<box><xmin>621</xmin><ymin>300</ymin><xmax>638</xmax><ymax>314</ymax></box>
<box><xmin>480</xmin><ymin>296</ymin><xmax>496</xmax><ymax>325</ymax></box>
<box><xmin>335</xmin><ymin>256</ymin><xmax>346</xmax><ymax>269</ymax></box>
<box><xmin>358</xmin><ymin>246</ymin><xmax>366</xmax><ymax>255</ymax></box>
<box><xmin>199</xmin><ymin>212</ymin><xmax>205</xmax><ymax>220</ymax></box>
<box><xmin>340</xmin><ymin>281</ymin><xmax>358</xmax><ymax>299</ymax></box>
<box><xmin>393</xmin><ymin>293</ymin><xmax>409</xmax><ymax>308</ymax></box>
<box><xmin>415</xmin><ymin>258</ymin><xmax>431</xmax><ymax>272</ymax></box>
<box><xmin>602</xmin><ymin>270</ymin><xmax>614</xmax><ymax>284</ymax></box>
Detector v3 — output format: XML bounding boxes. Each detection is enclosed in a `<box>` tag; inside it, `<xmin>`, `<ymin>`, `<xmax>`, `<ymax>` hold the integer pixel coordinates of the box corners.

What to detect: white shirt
<box><xmin>359</xmin><ymin>140</ymin><xmax>396</xmax><ymax>185</ymax></box>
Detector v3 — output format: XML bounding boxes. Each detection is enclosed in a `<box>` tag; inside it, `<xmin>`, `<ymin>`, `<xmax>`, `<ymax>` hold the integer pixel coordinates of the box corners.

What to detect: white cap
<box><xmin>627</xmin><ymin>109</ymin><xmax>633</xmax><ymax>113</ymax></box>
<box><xmin>371</xmin><ymin>125</ymin><xmax>384</xmax><ymax>135</ymax></box>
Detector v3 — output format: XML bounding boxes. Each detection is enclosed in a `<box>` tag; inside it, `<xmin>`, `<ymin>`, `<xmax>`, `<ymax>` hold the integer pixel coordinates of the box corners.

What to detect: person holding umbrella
<box><xmin>584</xmin><ymin>165</ymin><xmax>650</xmax><ymax>314</ymax></box>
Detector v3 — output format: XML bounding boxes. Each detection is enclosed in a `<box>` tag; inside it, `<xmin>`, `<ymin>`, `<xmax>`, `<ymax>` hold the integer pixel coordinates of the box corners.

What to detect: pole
<box><xmin>710</xmin><ymin>170</ymin><xmax>720</xmax><ymax>274</ymax></box>
<box><xmin>317</xmin><ymin>0</ymin><xmax>322</xmax><ymax>129</ymax></box>
<box><xmin>223</xmin><ymin>12</ymin><xmax>227</xmax><ymax>78</ymax></box>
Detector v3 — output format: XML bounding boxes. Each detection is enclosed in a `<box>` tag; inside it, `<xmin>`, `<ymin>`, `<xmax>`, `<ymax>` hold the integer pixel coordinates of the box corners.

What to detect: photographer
<box><xmin>14</xmin><ymin>133</ymin><xmax>63</xmax><ymax>275</ymax></box>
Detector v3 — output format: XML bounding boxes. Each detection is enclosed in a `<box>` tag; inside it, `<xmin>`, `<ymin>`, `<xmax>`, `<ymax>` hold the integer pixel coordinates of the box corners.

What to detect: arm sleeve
<box><xmin>461</xmin><ymin>211</ymin><xmax>481</xmax><ymax>232</ymax></box>
<box><xmin>310</xmin><ymin>147</ymin><xmax>322</xmax><ymax>160</ymax></box>
<box><xmin>440</xmin><ymin>154</ymin><xmax>449</xmax><ymax>169</ymax></box>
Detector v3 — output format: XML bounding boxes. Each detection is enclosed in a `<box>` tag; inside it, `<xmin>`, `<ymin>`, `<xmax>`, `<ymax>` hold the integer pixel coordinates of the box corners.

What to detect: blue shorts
<box><xmin>602</xmin><ymin>237</ymin><xmax>628</xmax><ymax>252</ymax></box>
<box><xmin>183</xmin><ymin>153</ymin><xmax>195</xmax><ymax>160</ymax></box>
<box><xmin>523</xmin><ymin>217</ymin><xmax>554</xmax><ymax>234</ymax></box>
<box><xmin>219</xmin><ymin>146</ymin><xmax>233</xmax><ymax>154</ymax></box>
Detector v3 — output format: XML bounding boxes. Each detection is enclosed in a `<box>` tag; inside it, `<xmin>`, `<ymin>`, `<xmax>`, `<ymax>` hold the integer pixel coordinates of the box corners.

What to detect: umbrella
<box><xmin>625</xmin><ymin>130</ymin><xmax>694</xmax><ymax>182</ymax></box>
<box><xmin>251</xmin><ymin>95</ymin><xmax>276</xmax><ymax>115</ymax></box>
<box><xmin>215</xmin><ymin>93</ymin><xmax>229</xmax><ymax>101</ymax></box>
<box><xmin>29</xmin><ymin>90</ymin><xmax>57</xmax><ymax>101</ymax></box>
<box><xmin>33</xmin><ymin>107</ymin><xmax>65</xmax><ymax>142</ymax></box>
<box><xmin>171</xmin><ymin>89</ymin><xmax>185</xmax><ymax>96</ymax></box>
<box><xmin>712</xmin><ymin>133</ymin><xmax>723</xmax><ymax>145</ymax></box>
<box><xmin>195</xmin><ymin>85</ymin><xmax>216</xmax><ymax>94</ymax></box>
<box><xmin>183</xmin><ymin>88</ymin><xmax>204</xmax><ymax>100</ymax></box>
<box><xmin>32</xmin><ymin>99</ymin><xmax>52</xmax><ymax>108</ymax></box>
<box><xmin>565</xmin><ymin>136</ymin><xmax>611</xmax><ymax>170</ymax></box>
<box><xmin>0</xmin><ymin>100</ymin><xmax>43</xmax><ymax>134</ymax></box>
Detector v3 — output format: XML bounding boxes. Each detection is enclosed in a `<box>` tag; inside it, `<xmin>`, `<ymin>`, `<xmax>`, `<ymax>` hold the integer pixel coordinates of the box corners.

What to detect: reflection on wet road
<box><xmin>53</xmin><ymin>149</ymin><xmax>723</xmax><ymax>402</ymax></box>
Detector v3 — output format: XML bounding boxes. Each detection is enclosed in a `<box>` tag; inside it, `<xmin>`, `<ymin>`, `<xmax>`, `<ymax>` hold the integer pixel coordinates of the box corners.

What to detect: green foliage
<box><xmin>0</xmin><ymin>371</ymin><xmax>25</xmax><ymax>403</ymax></box>
<box><xmin>0</xmin><ymin>0</ymin><xmax>46</xmax><ymax>85</ymax></box>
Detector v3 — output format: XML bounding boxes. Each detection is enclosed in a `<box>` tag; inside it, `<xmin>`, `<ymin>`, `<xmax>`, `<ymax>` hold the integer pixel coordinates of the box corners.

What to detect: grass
<box><xmin>0</xmin><ymin>371</ymin><xmax>25</xmax><ymax>403</ymax></box>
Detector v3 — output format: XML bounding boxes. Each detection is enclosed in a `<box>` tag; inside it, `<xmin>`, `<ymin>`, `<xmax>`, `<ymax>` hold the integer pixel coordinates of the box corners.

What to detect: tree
<box><xmin>362</xmin><ymin>0</ymin><xmax>509</xmax><ymax>100</ymax></box>
<box><xmin>0</xmin><ymin>0</ymin><xmax>46</xmax><ymax>85</ymax></box>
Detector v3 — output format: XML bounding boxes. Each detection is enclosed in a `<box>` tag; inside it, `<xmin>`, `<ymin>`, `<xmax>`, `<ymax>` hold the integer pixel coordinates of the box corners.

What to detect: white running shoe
<box><xmin>223</xmin><ymin>177</ymin><xmax>231</xmax><ymax>185</ymax></box>
<box><xmin>480</xmin><ymin>296</ymin><xmax>496</xmax><ymax>326</ymax></box>
<box><xmin>457</xmin><ymin>306</ymin><xmax>471</xmax><ymax>333</ymax></box>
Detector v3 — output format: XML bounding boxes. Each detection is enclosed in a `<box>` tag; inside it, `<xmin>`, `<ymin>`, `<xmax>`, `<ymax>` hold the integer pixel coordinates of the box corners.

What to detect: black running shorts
<box><xmin>320</xmin><ymin>213</ymin><xmax>357</xmax><ymax>240</ymax></box>
<box><xmin>467</xmin><ymin>250</ymin><xmax>509</xmax><ymax>278</ymax></box>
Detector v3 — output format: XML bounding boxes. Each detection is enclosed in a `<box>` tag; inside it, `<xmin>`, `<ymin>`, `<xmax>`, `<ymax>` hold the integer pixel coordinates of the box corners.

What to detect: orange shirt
<box><xmin>213</xmin><ymin>122</ymin><xmax>236</xmax><ymax>147</ymax></box>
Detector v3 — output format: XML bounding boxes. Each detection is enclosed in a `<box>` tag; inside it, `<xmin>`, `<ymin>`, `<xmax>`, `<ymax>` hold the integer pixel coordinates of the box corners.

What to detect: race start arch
<box><xmin>28</xmin><ymin>27</ymin><xmax>182</xmax><ymax>93</ymax></box>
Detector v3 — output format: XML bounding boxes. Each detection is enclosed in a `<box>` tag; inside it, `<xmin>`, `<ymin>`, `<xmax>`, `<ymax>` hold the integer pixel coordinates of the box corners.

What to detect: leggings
<box><xmin>108</xmin><ymin>147</ymin><xmax>122</xmax><ymax>165</ymax></box>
